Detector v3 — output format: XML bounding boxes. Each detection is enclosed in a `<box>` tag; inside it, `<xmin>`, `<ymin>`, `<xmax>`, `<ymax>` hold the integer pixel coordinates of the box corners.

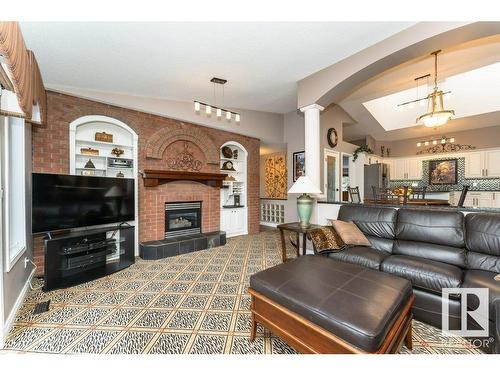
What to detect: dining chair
<box><xmin>409</xmin><ymin>186</ymin><xmax>427</xmax><ymax>200</ymax></box>
<box><xmin>372</xmin><ymin>186</ymin><xmax>390</xmax><ymax>200</ymax></box>
<box><xmin>402</xmin><ymin>186</ymin><xmax>409</xmax><ymax>205</ymax></box>
<box><xmin>457</xmin><ymin>185</ymin><xmax>470</xmax><ymax>208</ymax></box>
<box><xmin>347</xmin><ymin>186</ymin><xmax>361</xmax><ymax>204</ymax></box>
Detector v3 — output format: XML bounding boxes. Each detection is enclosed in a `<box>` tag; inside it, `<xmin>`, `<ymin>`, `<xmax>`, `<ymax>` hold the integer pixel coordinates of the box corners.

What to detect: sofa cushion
<box><xmin>250</xmin><ymin>256</ymin><xmax>413</xmax><ymax>352</ymax></box>
<box><xmin>308</xmin><ymin>226</ymin><xmax>346</xmax><ymax>253</ymax></box>
<box><xmin>462</xmin><ymin>269</ymin><xmax>500</xmax><ymax>321</ymax></box>
<box><xmin>466</xmin><ymin>213</ymin><xmax>500</xmax><ymax>273</ymax></box>
<box><xmin>396</xmin><ymin>208</ymin><xmax>465</xmax><ymax>248</ymax></box>
<box><xmin>393</xmin><ymin>239</ymin><xmax>466</xmax><ymax>268</ymax></box>
<box><xmin>330</xmin><ymin>220</ymin><xmax>371</xmax><ymax>247</ymax></box>
<box><xmin>381</xmin><ymin>255</ymin><xmax>463</xmax><ymax>296</ymax></box>
<box><xmin>325</xmin><ymin>246</ymin><xmax>389</xmax><ymax>270</ymax></box>
<box><xmin>338</xmin><ymin>205</ymin><xmax>397</xmax><ymax>240</ymax></box>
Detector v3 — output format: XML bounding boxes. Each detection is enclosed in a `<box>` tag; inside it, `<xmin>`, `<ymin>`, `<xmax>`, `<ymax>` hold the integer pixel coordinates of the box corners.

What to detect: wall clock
<box><xmin>327</xmin><ymin>128</ymin><xmax>338</xmax><ymax>148</ymax></box>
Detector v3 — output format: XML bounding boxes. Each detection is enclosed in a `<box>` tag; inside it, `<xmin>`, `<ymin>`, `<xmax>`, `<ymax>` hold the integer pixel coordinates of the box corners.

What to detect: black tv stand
<box><xmin>43</xmin><ymin>225</ymin><xmax>135</xmax><ymax>291</ymax></box>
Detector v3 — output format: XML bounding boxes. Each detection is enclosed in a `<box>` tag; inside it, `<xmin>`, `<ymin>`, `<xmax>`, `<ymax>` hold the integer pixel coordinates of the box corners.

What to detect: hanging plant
<box><xmin>352</xmin><ymin>145</ymin><xmax>374</xmax><ymax>162</ymax></box>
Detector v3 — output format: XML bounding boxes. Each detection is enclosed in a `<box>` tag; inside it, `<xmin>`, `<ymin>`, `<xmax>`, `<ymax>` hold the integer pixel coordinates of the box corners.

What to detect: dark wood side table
<box><xmin>277</xmin><ymin>222</ymin><xmax>321</xmax><ymax>262</ymax></box>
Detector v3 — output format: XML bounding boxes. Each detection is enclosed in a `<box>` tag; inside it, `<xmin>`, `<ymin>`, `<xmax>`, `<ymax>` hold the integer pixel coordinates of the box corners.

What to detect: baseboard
<box><xmin>1</xmin><ymin>268</ymin><xmax>35</xmax><ymax>348</ymax></box>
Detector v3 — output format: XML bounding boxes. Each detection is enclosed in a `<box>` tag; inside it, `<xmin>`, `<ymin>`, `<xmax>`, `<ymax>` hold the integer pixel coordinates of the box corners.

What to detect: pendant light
<box><xmin>194</xmin><ymin>77</ymin><xmax>240</xmax><ymax>123</ymax></box>
<box><xmin>417</xmin><ymin>50</ymin><xmax>455</xmax><ymax>128</ymax></box>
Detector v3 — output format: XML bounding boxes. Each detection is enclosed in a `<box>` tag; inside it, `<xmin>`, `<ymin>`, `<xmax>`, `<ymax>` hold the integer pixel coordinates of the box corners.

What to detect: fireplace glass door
<box><xmin>165</xmin><ymin>201</ymin><xmax>202</xmax><ymax>238</ymax></box>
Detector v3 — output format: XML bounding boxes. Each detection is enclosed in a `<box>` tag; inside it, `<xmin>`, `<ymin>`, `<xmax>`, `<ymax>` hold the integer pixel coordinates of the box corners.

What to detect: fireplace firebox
<box><xmin>165</xmin><ymin>201</ymin><xmax>202</xmax><ymax>238</ymax></box>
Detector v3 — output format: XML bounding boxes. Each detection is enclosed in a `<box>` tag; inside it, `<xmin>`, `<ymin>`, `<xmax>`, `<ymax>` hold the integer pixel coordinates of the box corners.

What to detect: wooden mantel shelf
<box><xmin>141</xmin><ymin>169</ymin><xmax>228</xmax><ymax>188</ymax></box>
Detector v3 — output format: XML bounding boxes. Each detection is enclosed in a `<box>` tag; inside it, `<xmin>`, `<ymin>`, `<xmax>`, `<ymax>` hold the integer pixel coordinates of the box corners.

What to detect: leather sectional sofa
<box><xmin>325</xmin><ymin>205</ymin><xmax>500</xmax><ymax>353</ymax></box>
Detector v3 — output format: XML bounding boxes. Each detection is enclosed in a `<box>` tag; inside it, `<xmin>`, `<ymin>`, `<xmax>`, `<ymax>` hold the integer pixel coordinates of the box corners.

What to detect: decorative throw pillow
<box><xmin>308</xmin><ymin>226</ymin><xmax>346</xmax><ymax>254</ymax></box>
<box><xmin>330</xmin><ymin>220</ymin><xmax>371</xmax><ymax>247</ymax></box>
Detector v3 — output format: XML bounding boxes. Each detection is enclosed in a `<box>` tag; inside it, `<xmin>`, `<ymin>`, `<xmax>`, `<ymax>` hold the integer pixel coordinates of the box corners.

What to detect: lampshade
<box><xmin>288</xmin><ymin>176</ymin><xmax>322</xmax><ymax>195</ymax></box>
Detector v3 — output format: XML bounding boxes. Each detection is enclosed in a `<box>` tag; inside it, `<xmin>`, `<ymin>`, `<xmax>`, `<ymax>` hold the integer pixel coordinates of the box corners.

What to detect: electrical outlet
<box><xmin>24</xmin><ymin>257</ymin><xmax>30</xmax><ymax>268</ymax></box>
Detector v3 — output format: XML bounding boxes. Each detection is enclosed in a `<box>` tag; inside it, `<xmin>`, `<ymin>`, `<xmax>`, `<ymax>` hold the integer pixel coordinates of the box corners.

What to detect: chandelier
<box><xmin>194</xmin><ymin>77</ymin><xmax>240</xmax><ymax>123</ymax></box>
<box><xmin>417</xmin><ymin>50</ymin><xmax>455</xmax><ymax>128</ymax></box>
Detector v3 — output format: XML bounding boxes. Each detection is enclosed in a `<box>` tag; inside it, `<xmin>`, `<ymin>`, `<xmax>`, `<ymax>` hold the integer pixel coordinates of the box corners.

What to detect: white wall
<box><xmin>0</xmin><ymin>117</ymin><xmax>35</xmax><ymax>347</ymax></box>
<box><xmin>47</xmin><ymin>86</ymin><xmax>285</xmax><ymax>146</ymax></box>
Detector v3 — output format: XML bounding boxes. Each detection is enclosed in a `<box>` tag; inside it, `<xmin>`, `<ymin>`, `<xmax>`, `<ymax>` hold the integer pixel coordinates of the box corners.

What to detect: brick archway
<box><xmin>145</xmin><ymin>123</ymin><xmax>219</xmax><ymax>164</ymax></box>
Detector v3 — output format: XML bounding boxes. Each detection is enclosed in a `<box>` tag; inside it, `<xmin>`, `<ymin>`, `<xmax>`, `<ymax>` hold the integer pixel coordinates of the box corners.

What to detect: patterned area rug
<box><xmin>3</xmin><ymin>231</ymin><xmax>482</xmax><ymax>354</ymax></box>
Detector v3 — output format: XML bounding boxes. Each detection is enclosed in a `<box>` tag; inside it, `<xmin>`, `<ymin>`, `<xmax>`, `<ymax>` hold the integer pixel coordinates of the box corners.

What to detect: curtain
<box><xmin>29</xmin><ymin>50</ymin><xmax>47</xmax><ymax>124</ymax></box>
<box><xmin>0</xmin><ymin>22</ymin><xmax>47</xmax><ymax>125</ymax></box>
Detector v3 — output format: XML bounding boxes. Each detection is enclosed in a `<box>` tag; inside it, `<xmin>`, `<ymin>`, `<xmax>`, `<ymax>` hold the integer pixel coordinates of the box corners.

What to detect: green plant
<box><xmin>352</xmin><ymin>145</ymin><xmax>374</xmax><ymax>162</ymax></box>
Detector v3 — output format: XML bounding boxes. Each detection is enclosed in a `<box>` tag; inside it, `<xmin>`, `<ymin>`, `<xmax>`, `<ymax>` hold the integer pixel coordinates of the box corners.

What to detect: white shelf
<box><xmin>76</xmin><ymin>167</ymin><xmax>107</xmax><ymax>171</ymax></box>
<box><xmin>75</xmin><ymin>153</ymin><xmax>107</xmax><ymax>159</ymax></box>
<box><xmin>76</xmin><ymin>138</ymin><xmax>133</xmax><ymax>149</ymax></box>
<box><xmin>220</xmin><ymin>157</ymin><xmax>243</xmax><ymax>162</ymax></box>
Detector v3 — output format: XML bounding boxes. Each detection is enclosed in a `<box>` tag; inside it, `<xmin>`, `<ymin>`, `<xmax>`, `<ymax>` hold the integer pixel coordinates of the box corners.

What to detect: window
<box><xmin>1</xmin><ymin>116</ymin><xmax>27</xmax><ymax>270</ymax></box>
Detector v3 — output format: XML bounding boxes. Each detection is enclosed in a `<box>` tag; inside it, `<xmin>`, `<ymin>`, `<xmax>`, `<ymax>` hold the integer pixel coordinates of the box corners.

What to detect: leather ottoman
<box><xmin>249</xmin><ymin>256</ymin><xmax>415</xmax><ymax>353</ymax></box>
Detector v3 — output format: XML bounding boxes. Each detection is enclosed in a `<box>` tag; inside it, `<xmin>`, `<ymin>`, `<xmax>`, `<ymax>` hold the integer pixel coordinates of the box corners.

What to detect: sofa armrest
<box><xmin>495</xmin><ymin>299</ymin><xmax>500</xmax><ymax>354</ymax></box>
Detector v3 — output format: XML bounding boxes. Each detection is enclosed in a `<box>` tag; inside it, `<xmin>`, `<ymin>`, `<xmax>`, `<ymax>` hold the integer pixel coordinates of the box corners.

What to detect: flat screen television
<box><xmin>32</xmin><ymin>173</ymin><xmax>135</xmax><ymax>234</ymax></box>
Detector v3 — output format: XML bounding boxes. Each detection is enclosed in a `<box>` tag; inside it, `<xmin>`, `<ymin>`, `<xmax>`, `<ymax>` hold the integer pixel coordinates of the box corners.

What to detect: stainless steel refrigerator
<box><xmin>364</xmin><ymin>163</ymin><xmax>390</xmax><ymax>199</ymax></box>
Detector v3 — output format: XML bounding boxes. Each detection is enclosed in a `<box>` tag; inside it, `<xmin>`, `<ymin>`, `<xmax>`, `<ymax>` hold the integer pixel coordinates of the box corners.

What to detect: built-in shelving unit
<box><xmin>73</xmin><ymin>131</ymin><xmax>135</xmax><ymax>178</ymax></box>
<box><xmin>69</xmin><ymin>115</ymin><xmax>139</xmax><ymax>255</ymax></box>
<box><xmin>220</xmin><ymin>142</ymin><xmax>248</xmax><ymax>237</ymax></box>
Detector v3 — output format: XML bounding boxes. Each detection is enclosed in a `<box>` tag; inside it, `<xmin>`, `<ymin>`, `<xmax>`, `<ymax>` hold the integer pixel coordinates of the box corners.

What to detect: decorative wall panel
<box><xmin>264</xmin><ymin>154</ymin><xmax>287</xmax><ymax>199</ymax></box>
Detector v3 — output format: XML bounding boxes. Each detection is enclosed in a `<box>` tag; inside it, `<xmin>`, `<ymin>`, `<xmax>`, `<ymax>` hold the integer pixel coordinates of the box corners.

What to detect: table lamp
<box><xmin>288</xmin><ymin>176</ymin><xmax>322</xmax><ymax>228</ymax></box>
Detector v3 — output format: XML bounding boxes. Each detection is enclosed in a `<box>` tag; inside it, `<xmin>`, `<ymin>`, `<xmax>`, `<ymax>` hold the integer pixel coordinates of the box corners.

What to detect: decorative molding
<box><xmin>166</xmin><ymin>142</ymin><xmax>202</xmax><ymax>172</ymax></box>
<box><xmin>145</xmin><ymin>124</ymin><xmax>219</xmax><ymax>164</ymax></box>
<box><xmin>416</xmin><ymin>143</ymin><xmax>476</xmax><ymax>155</ymax></box>
<box><xmin>299</xmin><ymin>103</ymin><xmax>324</xmax><ymax>112</ymax></box>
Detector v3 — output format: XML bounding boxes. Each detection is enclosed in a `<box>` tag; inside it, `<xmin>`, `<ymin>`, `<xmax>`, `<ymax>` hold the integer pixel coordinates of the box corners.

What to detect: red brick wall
<box><xmin>31</xmin><ymin>91</ymin><xmax>261</xmax><ymax>273</ymax></box>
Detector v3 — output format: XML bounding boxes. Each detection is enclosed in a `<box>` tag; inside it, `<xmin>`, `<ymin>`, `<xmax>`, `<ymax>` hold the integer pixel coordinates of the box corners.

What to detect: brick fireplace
<box><xmin>31</xmin><ymin>91</ymin><xmax>261</xmax><ymax>273</ymax></box>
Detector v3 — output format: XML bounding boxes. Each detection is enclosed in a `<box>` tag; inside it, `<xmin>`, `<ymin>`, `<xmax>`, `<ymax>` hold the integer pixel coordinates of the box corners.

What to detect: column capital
<box><xmin>299</xmin><ymin>103</ymin><xmax>324</xmax><ymax>113</ymax></box>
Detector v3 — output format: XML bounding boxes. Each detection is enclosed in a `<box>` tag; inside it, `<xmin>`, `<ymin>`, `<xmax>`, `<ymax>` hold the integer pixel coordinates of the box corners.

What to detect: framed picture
<box><xmin>429</xmin><ymin>159</ymin><xmax>458</xmax><ymax>185</ymax></box>
<box><xmin>293</xmin><ymin>151</ymin><xmax>305</xmax><ymax>182</ymax></box>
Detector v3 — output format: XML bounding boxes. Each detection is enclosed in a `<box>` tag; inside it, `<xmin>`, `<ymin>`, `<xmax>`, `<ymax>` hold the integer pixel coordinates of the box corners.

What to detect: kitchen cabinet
<box><xmin>449</xmin><ymin>191</ymin><xmax>500</xmax><ymax>208</ymax></box>
<box><xmin>485</xmin><ymin>150</ymin><xmax>500</xmax><ymax>177</ymax></box>
<box><xmin>221</xmin><ymin>207</ymin><xmax>247</xmax><ymax>237</ymax></box>
<box><xmin>465</xmin><ymin>152</ymin><xmax>485</xmax><ymax>178</ymax></box>
<box><xmin>465</xmin><ymin>150</ymin><xmax>500</xmax><ymax>178</ymax></box>
<box><xmin>390</xmin><ymin>158</ymin><xmax>422</xmax><ymax>180</ymax></box>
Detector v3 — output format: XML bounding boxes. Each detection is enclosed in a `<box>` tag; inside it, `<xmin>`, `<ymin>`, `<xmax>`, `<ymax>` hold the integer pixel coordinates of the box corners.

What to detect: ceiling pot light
<box><xmin>417</xmin><ymin>50</ymin><xmax>455</xmax><ymax>128</ymax></box>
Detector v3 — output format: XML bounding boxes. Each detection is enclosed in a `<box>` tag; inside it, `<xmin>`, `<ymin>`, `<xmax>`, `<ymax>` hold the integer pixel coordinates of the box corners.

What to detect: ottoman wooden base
<box><xmin>248</xmin><ymin>288</ymin><xmax>414</xmax><ymax>354</ymax></box>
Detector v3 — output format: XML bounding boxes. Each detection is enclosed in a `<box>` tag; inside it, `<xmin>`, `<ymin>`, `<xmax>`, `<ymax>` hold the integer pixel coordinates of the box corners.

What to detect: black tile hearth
<box><xmin>139</xmin><ymin>231</ymin><xmax>226</xmax><ymax>260</ymax></box>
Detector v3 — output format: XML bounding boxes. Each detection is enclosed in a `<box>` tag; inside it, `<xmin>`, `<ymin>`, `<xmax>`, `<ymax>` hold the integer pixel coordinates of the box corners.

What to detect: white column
<box><xmin>300</xmin><ymin>103</ymin><xmax>324</xmax><ymax>191</ymax></box>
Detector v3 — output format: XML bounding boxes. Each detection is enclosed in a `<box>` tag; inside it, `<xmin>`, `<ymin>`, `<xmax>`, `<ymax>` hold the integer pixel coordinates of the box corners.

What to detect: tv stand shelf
<box><xmin>44</xmin><ymin>225</ymin><xmax>135</xmax><ymax>291</ymax></box>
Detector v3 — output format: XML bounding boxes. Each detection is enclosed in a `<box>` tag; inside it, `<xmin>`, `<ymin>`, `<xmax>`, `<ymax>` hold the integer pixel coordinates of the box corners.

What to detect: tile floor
<box><xmin>2</xmin><ymin>231</ymin><xmax>482</xmax><ymax>354</ymax></box>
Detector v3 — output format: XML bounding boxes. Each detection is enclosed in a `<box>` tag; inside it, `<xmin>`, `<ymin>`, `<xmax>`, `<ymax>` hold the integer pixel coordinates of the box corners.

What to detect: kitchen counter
<box><xmin>317</xmin><ymin>201</ymin><xmax>500</xmax><ymax>213</ymax></box>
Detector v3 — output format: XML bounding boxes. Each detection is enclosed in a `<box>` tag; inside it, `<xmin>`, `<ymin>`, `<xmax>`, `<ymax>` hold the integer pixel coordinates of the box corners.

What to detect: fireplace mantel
<box><xmin>141</xmin><ymin>169</ymin><xmax>228</xmax><ymax>188</ymax></box>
